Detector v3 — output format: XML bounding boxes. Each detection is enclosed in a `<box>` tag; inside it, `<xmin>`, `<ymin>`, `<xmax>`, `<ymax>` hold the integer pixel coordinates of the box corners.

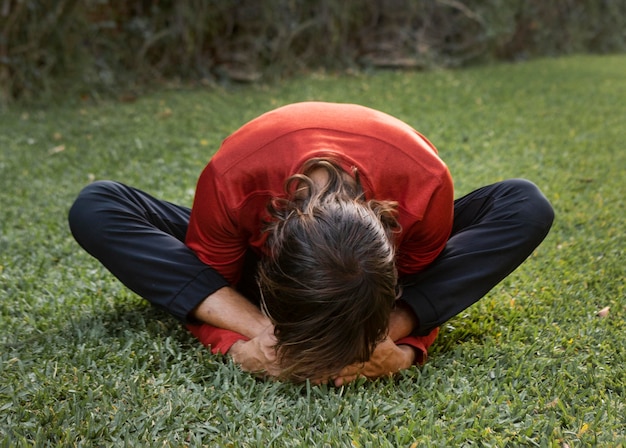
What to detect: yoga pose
<box><xmin>69</xmin><ymin>102</ymin><xmax>554</xmax><ymax>385</ymax></box>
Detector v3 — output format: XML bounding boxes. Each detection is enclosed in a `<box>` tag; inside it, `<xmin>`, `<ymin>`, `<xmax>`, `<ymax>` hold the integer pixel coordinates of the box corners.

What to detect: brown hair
<box><xmin>257</xmin><ymin>158</ymin><xmax>400</xmax><ymax>381</ymax></box>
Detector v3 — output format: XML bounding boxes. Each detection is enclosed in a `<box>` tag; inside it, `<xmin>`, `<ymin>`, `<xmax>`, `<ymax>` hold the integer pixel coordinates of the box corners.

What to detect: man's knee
<box><xmin>68</xmin><ymin>180</ymin><xmax>121</xmax><ymax>248</ymax></box>
<box><xmin>503</xmin><ymin>178</ymin><xmax>555</xmax><ymax>234</ymax></box>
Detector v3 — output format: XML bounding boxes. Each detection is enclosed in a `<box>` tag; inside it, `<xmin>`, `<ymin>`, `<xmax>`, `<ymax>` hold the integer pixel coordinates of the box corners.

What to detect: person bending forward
<box><xmin>69</xmin><ymin>102</ymin><xmax>554</xmax><ymax>385</ymax></box>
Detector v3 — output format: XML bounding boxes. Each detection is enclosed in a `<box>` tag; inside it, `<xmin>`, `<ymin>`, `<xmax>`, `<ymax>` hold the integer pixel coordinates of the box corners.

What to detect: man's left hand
<box><xmin>332</xmin><ymin>336</ymin><xmax>415</xmax><ymax>387</ymax></box>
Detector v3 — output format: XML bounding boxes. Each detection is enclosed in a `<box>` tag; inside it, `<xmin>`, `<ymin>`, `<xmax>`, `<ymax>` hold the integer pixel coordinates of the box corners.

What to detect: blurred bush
<box><xmin>1</xmin><ymin>0</ymin><xmax>624</xmax><ymax>103</ymax></box>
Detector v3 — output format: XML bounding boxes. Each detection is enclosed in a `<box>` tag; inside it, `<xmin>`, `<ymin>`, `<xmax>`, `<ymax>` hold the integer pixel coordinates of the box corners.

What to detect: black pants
<box><xmin>68</xmin><ymin>179</ymin><xmax>554</xmax><ymax>334</ymax></box>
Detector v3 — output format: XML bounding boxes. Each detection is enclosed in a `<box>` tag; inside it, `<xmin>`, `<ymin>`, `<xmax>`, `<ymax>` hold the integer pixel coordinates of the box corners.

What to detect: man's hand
<box><xmin>229</xmin><ymin>324</ymin><xmax>283</xmax><ymax>378</ymax></box>
<box><xmin>332</xmin><ymin>336</ymin><xmax>415</xmax><ymax>387</ymax></box>
<box><xmin>323</xmin><ymin>302</ymin><xmax>419</xmax><ymax>386</ymax></box>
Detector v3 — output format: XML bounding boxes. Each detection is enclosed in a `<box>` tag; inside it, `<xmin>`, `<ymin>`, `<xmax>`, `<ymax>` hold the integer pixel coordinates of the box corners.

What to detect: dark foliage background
<box><xmin>1</xmin><ymin>0</ymin><xmax>625</xmax><ymax>103</ymax></box>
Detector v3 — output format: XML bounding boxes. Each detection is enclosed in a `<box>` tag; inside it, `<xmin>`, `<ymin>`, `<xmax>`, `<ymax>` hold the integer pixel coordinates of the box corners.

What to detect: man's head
<box><xmin>257</xmin><ymin>158</ymin><xmax>399</xmax><ymax>381</ymax></box>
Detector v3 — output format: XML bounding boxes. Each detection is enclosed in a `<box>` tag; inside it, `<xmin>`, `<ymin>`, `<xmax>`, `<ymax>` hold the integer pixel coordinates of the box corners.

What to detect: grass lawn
<box><xmin>1</xmin><ymin>54</ymin><xmax>624</xmax><ymax>447</ymax></box>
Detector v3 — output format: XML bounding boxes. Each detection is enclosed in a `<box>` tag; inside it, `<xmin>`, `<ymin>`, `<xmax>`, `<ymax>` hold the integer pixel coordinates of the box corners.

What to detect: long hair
<box><xmin>257</xmin><ymin>158</ymin><xmax>400</xmax><ymax>381</ymax></box>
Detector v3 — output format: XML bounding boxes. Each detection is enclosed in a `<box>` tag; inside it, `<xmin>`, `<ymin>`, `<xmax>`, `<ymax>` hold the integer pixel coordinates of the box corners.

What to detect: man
<box><xmin>69</xmin><ymin>102</ymin><xmax>554</xmax><ymax>385</ymax></box>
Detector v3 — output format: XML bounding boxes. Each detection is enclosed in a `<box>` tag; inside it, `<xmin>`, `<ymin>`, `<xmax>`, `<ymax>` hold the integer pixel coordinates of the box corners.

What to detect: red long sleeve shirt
<box><xmin>185</xmin><ymin>102</ymin><xmax>453</xmax><ymax>362</ymax></box>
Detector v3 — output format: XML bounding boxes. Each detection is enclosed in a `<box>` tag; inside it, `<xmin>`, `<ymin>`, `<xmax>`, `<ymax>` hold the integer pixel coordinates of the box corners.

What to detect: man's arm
<box><xmin>387</xmin><ymin>300</ymin><xmax>419</xmax><ymax>341</ymax></box>
<box><xmin>191</xmin><ymin>286</ymin><xmax>284</xmax><ymax>376</ymax></box>
<box><xmin>191</xmin><ymin>285</ymin><xmax>271</xmax><ymax>339</ymax></box>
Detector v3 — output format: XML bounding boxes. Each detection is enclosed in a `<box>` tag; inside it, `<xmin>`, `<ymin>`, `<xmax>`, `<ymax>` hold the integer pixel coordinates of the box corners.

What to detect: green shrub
<box><xmin>1</xmin><ymin>0</ymin><xmax>625</xmax><ymax>103</ymax></box>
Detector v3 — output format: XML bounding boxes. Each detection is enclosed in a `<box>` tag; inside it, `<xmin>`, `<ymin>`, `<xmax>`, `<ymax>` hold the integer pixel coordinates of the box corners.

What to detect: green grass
<box><xmin>1</xmin><ymin>54</ymin><xmax>625</xmax><ymax>447</ymax></box>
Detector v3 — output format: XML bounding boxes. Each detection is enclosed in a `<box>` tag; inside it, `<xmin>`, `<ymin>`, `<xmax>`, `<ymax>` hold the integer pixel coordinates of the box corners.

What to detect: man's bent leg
<box><xmin>400</xmin><ymin>179</ymin><xmax>554</xmax><ymax>335</ymax></box>
<box><xmin>68</xmin><ymin>181</ymin><xmax>228</xmax><ymax>322</ymax></box>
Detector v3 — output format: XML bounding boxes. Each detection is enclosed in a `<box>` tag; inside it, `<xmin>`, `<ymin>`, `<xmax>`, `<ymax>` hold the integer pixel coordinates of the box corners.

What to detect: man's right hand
<box><xmin>229</xmin><ymin>324</ymin><xmax>283</xmax><ymax>378</ymax></box>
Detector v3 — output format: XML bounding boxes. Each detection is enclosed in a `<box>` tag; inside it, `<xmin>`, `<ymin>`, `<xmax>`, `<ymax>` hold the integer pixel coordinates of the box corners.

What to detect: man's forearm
<box><xmin>191</xmin><ymin>286</ymin><xmax>271</xmax><ymax>339</ymax></box>
<box><xmin>388</xmin><ymin>300</ymin><xmax>419</xmax><ymax>341</ymax></box>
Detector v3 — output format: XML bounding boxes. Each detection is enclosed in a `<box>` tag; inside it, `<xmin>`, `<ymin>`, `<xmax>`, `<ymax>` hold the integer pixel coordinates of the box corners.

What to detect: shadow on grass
<box><xmin>2</xmin><ymin>299</ymin><xmax>196</xmax><ymax>355</ymax></box>
<box><xmin>3</xmin><ymin>295</ymin><xmax>483</xmax><ymax>390</ymax></box>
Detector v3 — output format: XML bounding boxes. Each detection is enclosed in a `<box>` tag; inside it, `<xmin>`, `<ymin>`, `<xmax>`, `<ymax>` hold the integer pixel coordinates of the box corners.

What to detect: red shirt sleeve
<box><xmin>396</xmin><ymin>327</ymin><xmax>439</xmax><ymax>365</ymax></box>
<box><xmin>186</xmin><ymin>323</ymin><xmax>249</xmax><ymax>354</ymax></box>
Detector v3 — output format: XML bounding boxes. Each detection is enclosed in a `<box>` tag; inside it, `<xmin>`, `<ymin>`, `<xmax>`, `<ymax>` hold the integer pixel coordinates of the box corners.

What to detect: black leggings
<box><xmin>68</xmin><ymin>179</ymin><xmax>553</xmax><ymax>333</ymax></box>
